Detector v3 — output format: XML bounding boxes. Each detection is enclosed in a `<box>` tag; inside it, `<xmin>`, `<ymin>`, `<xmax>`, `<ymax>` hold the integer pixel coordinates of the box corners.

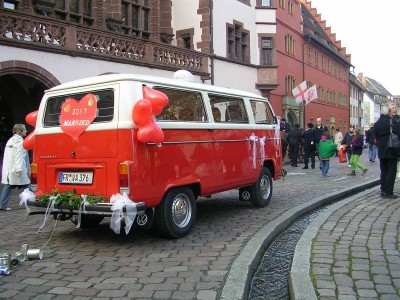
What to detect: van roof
<box><xmin>46</xmin><ymin>73</ymin><xmax>266</xmax><ymax>100</ymax></box>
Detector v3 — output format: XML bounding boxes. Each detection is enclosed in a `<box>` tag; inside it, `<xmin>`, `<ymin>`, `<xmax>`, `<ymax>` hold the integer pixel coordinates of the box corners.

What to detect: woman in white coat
<box><xmin>0</xmin><ymin>124</ymin><xmax>30</xmax><ymax>211</ymax></box>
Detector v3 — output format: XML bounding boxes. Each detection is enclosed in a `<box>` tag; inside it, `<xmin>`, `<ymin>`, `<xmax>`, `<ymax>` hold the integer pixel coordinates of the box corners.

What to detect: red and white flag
<box><xmin>305</xmin><ymin>84</ymin><xmax>318</xmax><ymax>105</ymax></box>
<box><xmin>292</xmin><ymin>81</ymin><xmax>308</xmax><ymax>104</ymax></box>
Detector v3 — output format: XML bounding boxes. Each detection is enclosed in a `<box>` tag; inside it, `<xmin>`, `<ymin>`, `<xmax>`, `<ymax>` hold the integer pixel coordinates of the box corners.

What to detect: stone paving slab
<box><xmin>0</xmin><ymin>154</ymin><xmax>381</xmax><ymax>299</ymax></box>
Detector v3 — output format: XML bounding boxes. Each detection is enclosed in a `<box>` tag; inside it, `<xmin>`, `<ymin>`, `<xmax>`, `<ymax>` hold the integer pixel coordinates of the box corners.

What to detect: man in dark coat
<box><xmin>365</xmin><ymin>123</ymin><xmax>377</xmax><ymax>162</ymax></box>
<box><xmin>302</xmin><ymin>123</ymin><xmax>316</xmax><ymax>169</ymax></box>
<box><xmin>288</xmin><ymin>124</ymin><xmax>302</xmax><ymax>167</ymax></box>
<box><xmin>374</xmin><ymin>102</ymin><xmax>400</xmax><ymax>198</ymax></box>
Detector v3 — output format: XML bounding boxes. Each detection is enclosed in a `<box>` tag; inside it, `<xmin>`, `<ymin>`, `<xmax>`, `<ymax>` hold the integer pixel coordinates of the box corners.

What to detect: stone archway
<box><xmin>0</xmin><ymin>60</ymin><xmax>60</xmax><ymax>158</ymax></box>
<box><xmin>287</xmin><ymin>110</ymin><xmax>298</xmax><ymax>129</ymax></box>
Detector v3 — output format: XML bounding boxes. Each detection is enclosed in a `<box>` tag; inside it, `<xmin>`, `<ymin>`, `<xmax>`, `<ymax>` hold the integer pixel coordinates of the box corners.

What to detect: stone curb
<box><xmin>219</xmin><ymin>178</ymin><xmax>380</xmax><ymax>300</ymax></box>
<box><xmin>288</xmin><ymin>186</ymin><xmax>380</xmax><ymax>300</ymax></box>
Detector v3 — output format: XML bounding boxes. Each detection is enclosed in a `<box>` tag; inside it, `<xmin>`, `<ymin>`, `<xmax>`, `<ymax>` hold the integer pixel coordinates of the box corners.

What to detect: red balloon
<box><xmin>26</xmin><ymin>111</ymin><xmax>38</xmax><ymax>127</ymax></box>
<box><xmin>23</xmin><ymin>132</ymin><xmax>35</xmax><ymax>150</ymax></box>
<box><xmin>132</xmin><ymin>99</ymin><xmax>152</xmax><ymax>126</ymax></box>
<box><xmin>142</xmin><ymin>86</ymin><xmax>169</xmax><ymax>115</ymax></box>
<box><xmin>136</xmin><ymin>120</ymin><xmax>165</xmax><ymax>144</ymax></box>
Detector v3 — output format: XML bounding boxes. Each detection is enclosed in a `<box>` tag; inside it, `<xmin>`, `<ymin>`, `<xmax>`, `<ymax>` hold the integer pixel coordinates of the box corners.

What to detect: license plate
<box><xmin>58</xmin><ymin>172</ymin><xmax>93</xmax><ymax>184</ymax></box>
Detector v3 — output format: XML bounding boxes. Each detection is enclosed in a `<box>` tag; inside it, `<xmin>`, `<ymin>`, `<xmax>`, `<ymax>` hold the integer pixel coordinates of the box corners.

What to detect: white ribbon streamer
<box><xmin>259</xmin><ymin>136</ymin><xmax>266</xmax><ymax>162</ymax></box>
<box><xmin>76</xmin><ymin>195</ymin><xmax>90</xmax><ymax>228</ymax></box>
<box><xmin>249</xmin><ymin>133</ymin><xmax>258</xmax><ymax>169</ymax></box>
<box><xmin>110</xmin><ymin>193</ymin><xmax>137</xmax><ymax>234</ymax></box>
<box><xmin>36</xmin><ymin>195</ymin><xmax>58</xmax><ymax>233</ymax></box>
<box><xmin>19</xmin><ymin>188</ymin><xmax>36</xmax><ymax>217</ymax></box>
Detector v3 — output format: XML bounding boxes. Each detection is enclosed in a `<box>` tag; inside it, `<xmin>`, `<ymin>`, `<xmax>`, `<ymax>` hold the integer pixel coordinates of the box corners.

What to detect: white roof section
<box><xmin>46</xmin><ymin>73</ymin><xmax>267</xmax><ymax>100</ymax></box>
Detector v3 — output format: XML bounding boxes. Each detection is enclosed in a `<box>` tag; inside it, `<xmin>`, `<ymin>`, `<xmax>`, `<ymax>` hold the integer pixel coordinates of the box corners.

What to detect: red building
<box><xmin>271</xmin><ymin>0</ymin><xmax>352</xmax><ymax>134</ymax></box>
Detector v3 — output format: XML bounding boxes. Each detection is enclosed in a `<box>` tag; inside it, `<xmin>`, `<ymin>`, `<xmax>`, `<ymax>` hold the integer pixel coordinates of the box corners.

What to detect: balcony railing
<box><xmin>0</xmin><ymin>9</ymin><xmax>208</xmax><ymax>74</ymax></box>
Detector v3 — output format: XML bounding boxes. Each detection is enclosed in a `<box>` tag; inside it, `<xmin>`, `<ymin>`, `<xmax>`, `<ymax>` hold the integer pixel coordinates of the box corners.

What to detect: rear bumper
<box><xmin>25</xmin><ymin>200</ymin><xmax>148</xmax><ymax>217</ymax></box>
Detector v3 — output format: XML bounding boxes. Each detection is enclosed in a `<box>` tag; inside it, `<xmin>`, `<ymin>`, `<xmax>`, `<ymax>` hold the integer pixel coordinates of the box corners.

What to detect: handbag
<box><xmin>388</xmin><ymin>118</ymin><xmax>400</xmax><ymax>148</ymax></box>
<box><xmin>339</xmin><ymin>148</ymin><xmax>347</xmax><ymax>163</ymax></box>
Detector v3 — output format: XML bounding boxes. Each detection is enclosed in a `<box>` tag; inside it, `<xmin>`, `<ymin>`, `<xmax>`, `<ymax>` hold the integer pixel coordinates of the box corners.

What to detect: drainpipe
<box><xmin>209</xmin><ymin>0</ymin><xmax>214</xmax><ymax>85</ymax></box>
<box><xmin>301</xmin><ymin>35</ymin><xmax>312</xmax><ymax>129</ymax></box>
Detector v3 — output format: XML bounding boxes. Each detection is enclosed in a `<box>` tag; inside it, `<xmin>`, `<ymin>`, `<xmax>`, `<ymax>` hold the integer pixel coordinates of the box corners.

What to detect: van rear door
<box><xmin>35</xmin><ymin>88</ymin><xmax>119</xmax><ymax>196</ymax></box>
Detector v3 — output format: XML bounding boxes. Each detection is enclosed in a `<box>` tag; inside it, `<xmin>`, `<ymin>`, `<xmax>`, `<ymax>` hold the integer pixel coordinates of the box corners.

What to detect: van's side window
<box><xmin>250</xmin><ymin>100</ymin><xmax>274</xmax><ymax>124</ymax></box>
<box><xmin>154</xmin><ymin>87</ymin><xmax>207</xmax><ymax>122</ymax></box>
<box><xmin>43</xmin><ymin>89</ymin><xmax>114</xmax><ymax>127</ymax></box>
<box><xmin>209</xmin><ymin>94</ymin><xmax>248</xmax><ymax>123</ymax></box>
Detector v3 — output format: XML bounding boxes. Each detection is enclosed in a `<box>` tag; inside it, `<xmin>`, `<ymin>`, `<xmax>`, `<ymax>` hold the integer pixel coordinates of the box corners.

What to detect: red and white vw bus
<box><xmin>24</xmin><ymin>73</ymin><xmax>282</xmax><ymax>238</ymax></box>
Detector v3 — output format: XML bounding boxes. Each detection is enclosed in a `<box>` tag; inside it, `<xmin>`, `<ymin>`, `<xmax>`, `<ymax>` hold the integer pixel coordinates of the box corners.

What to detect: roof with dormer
<box><xmin>300</xmin><ymin>1</ymin><xmax>352</xmax><ymax>66</ymax></box>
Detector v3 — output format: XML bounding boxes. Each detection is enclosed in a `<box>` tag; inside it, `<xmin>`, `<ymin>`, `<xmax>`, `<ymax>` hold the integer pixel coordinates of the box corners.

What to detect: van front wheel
<box><xmin>239</xmin><ymin>167</ymin><xmax>272</xmax><ymax>207</ymax></box>
<box><xmin>153</xmin><ymin>187</ymin><xmax>196</xmax><ymax>239</ymax></box>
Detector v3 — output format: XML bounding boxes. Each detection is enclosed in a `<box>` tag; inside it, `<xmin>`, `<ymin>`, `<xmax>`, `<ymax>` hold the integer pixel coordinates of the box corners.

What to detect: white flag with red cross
<box><xmin>292</xmin><ymin>81</ymin><xmax>308</xmax><ymax>104</ymax></box>
<box><xmin>305</xmin><ymin>84</ymin><xmax>318</xmax><ymax>105</ymax></box>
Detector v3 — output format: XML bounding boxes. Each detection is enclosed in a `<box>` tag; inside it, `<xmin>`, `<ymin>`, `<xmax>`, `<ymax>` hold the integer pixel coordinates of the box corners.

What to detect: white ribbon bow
<box><xmin>110</xmin><ymin>193</ymin><xmax>137</xmax><ymax>234</ymax></box>
<box><xmin>76</xmin><ymin>195</ymin><xmax>90</xmax><ymax>228</ymax></box>
<box><xmin>259</xmin><ymin>136</ymin><xmax>266</xmax><ymax>162</ymax></box>
<box><xmin>36</xmin><ymin>195</ymin><xmax>58</xmax><ymax>233</ymax></box>
<box><xmin>19</xmin><ymin>188</ymin><xmax>36</xmax><ymax>217</ymax></box>
<box><xmin>249</xmin><ymin>133</ymin><xmax>258</xmax><ymax>169</ymax></box>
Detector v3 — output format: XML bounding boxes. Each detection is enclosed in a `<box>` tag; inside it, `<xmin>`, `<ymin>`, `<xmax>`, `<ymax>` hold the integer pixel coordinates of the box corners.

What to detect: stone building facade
<box><xmin>0</xmin><ymin>0</ymin><xmax>351</xmax><ymax>155</ymax></box>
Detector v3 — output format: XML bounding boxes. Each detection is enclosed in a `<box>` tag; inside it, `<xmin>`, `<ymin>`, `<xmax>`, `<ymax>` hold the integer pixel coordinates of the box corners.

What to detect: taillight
<box><xmin>30</xmin><ymin>164</ymin><xmax>38</xmax><ymax>191</ymax></box>
<box><xmin>119</xmin><ymin>162</ymin><xmax>130</xmax><ymax>195</ymax></box>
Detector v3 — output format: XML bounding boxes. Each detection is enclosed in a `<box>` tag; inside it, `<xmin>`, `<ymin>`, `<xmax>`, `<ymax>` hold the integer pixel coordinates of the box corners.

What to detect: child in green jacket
<box><xmin>318</xmin><ymin>134</ymin><xmax>337</xmax><ymax>177</ymax></box>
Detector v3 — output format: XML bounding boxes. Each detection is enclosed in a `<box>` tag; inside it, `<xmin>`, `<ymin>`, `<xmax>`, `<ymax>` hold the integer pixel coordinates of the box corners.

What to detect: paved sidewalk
<box><xmin>291</xmin><ymin>183</ymin><xmax>400</xmax><ymax>300</ymax></box>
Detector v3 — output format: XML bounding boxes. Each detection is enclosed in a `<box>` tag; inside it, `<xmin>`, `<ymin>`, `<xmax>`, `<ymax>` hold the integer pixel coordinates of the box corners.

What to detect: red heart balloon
<box><xmin>137</xmin><ymin>120</ymin><xmax>165</xmax><ymax>144</ymax></box>
<box><xmin>23</xmin><ymin>132</ymin><xmax>35</xmax><ymax>150</ymax></box>
<box><xmin>26</xmin><ymin>110</ymin><xmax>38</xmax><ymax>127</ymax></box>
<box><xmin>142</xmin><ymin>86</ymin><xmax>169</xmax><ymax>115</ymax></box>
<box><xmin>133</xmin><ymin>99</ymin><xmax>152</xmax><ymax>126</ymax></box>
<box><xmin>60</xmin><ymin>94</ymin><xmax>97</xmax><ymax>140</ymax></box>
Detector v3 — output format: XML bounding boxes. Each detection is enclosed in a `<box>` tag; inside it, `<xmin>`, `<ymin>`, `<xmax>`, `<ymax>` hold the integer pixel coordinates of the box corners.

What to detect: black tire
<box><xmin>239</xmin><ymin>167</ymin><xmax>272</xmax><ymax>207</ymax></box>
<box><xmin>153</xmin><ymin>187</ymin><xmax>196</xmax><ymax>239</ymax></box>
<box><xmin>71</xmin><ymin>215</ymin><xmax>104</xmax><ymax>229</ymax></box>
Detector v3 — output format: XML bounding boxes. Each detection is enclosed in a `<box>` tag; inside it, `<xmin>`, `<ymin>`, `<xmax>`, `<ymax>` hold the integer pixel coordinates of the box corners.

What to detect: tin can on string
<box><xmin>27</xmin><ymin>249</ymin><xmax>43</xmax><ymax>260</ymax></box>
<box><xmin>0</xmin><ymin>254</ymin><xmax>11</xmax><ymax>269</ymax></box>
<box><xmin>10</xmin><ymin>256</ymin><xmax>20</xmax><ymax>268</ymax></box>
<box><xmin>0</xmin><ymin>267</ymin><xmax>10</xmax><ymax>275</ymax></box>
<box><xmin>0</xmin><ymin>254</ymin><xmax>11</xmax><ymax>274</ymax></box>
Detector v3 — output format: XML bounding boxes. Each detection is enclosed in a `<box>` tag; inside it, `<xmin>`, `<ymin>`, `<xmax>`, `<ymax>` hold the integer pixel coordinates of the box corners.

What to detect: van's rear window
<box><xmin>43</xmin><ymin>89</ymin><xmax>114</xmax><ymax>127</ymax></box>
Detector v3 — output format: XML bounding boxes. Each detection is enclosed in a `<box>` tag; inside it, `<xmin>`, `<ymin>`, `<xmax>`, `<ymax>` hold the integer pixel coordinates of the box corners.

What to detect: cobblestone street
<box><xmin>0</xmin><ymin>154</ymin><xmax>381</xmax><ymax>299</ymax></box>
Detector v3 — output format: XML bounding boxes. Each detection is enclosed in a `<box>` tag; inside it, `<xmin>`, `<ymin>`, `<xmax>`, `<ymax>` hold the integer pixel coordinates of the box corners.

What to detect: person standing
<box><xmin>318</xmin><ymin>133</ymin><xmax>337</xmax><ymax>177</ymax></box>
<box><xmin>280</xmin><ymin>118</ymin><xmax>289</xmax><ymax>164</ymax></box>
<box><xmin>374</xmin><ymin>102</ymin><xmax>400</xmax><ymax>199</ymax></box>
<box><xmin>334</xmin><ymin>128</ymin><xmax>343</xmax><ymax>157</ymax></box>
<box><xmin>365</xmin><ymin>123</ymin><xmax>377</xmax><ymax>162</ymax></box>
<box><xmin>280</xmin><ymin>118</ymin><xmax>291</xmax><ymax>133</ymax></box>
<box><xmin>0</xmin><ymin>124</ymin><xmax>30</xmax><ymax>211</ymax></box>
<box><xmin>341</xmin><ymin>125</ymin><xmax>355</xmax><ymax>167</ymax></box>
<box><xmin>348</xmin><ymin>129</ymin><xmax>368</xmax><ymax>176</ymax></box>
<box><xmin>288</xmin><ymin>124</ymin><xmax>302</xmax><ymax>167</ymax></box>
<box><xmin>314</xmin><ymin>117</ymin><xmax>329</xmax><ymax>169</ymax></box>
<box><xmin>302</xmin><ymin>123</ymin><xmax>316</xmax><ymax>169</ymax></box>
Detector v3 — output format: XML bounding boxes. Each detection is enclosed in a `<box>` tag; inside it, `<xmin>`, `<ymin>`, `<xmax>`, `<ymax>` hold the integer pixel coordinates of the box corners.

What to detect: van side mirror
<box><xmin>273</xmin><ymin>116</ymin><xmax>278</xmax><ymax>124</ymax></box>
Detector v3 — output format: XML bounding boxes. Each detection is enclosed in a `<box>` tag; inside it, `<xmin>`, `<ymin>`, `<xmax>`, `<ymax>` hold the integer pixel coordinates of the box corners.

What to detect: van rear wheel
<box><xmin>239</xmin><ymin>167</ymin><xmax>272</xmax><ymax>207</ymax></box>
<box><xmin>153</xmin><ymin>187</ymin><xmax>196</xmax><ymax>239</ymax></box>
